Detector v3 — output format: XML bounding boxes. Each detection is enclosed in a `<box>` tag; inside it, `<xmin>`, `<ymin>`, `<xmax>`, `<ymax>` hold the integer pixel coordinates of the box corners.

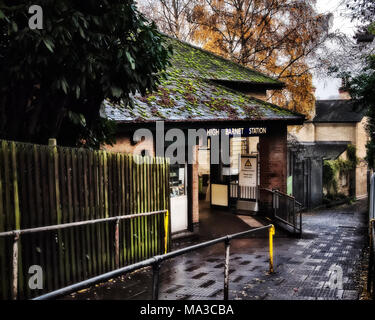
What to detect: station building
<box><xmin>102</xmin><ymin>36</ymin><xmax>305</xmax><ymax>235</ymax></box>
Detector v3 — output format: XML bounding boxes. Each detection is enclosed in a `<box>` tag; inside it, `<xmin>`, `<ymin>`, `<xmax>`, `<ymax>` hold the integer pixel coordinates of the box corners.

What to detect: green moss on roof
<box><xmin>102</xmin><ymin>36</ymin><xmax>303</xmax><ymax>123</ymax></box>
<box><xmin>165</xmin><ymin>37</ymin><xmax>282</xmax><ymax>85</ymax></box>
<box><xmin>104</xmin><ymin>77</ymin><xmax>300</xmax><ymax>122</ymax></box>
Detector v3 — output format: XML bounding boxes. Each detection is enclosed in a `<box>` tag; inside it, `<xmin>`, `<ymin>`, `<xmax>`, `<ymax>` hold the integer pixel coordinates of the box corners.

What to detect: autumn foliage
<box><xmin>140</xmin><ymin>0</ymin><xmax>332</xmax><ymax>118</ymax></box>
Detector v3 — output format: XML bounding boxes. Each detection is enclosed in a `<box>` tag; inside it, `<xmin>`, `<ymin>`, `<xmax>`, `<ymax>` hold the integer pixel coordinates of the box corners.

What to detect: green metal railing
<box><xmin>0</xmin><ymin>210</ymin><xmax>169</xmax><ymax>300</ymax></box>
<box><xmin>33</xmin><ymin>224</ymin><xmax>276</xmax><ymax>301</ymax></box>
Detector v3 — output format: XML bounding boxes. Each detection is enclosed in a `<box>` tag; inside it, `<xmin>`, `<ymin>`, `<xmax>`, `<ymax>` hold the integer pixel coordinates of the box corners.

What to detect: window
<box><xmin>170</xmin><ymin>163</ymin><xmax>186</xmax><ymax>197</ymax></box>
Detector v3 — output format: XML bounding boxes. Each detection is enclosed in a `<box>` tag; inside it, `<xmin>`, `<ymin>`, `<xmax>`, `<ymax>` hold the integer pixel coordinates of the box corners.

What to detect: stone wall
<box><xmin>356</xmin><ymin>161</ymin><xmax>368</xmax><ymax>199</ymax></box>
<box><xmin>356</xmin><ymin>117</ymin><xmax>368</xmax><ymax>159</ymax></box>
<box><xmin>355</xmin><ymin>118</ymin><xmax>369</xmax><ymax>199</ymax></box>
<box><xmin>314</xmin><ymin>123</ymin><xmax>356</xmax><ymax>142</ymax></box>
<box><xmin>289</xmin><ymin>123</ymin><xmax>315</xmax><ymax>142</ymax></box>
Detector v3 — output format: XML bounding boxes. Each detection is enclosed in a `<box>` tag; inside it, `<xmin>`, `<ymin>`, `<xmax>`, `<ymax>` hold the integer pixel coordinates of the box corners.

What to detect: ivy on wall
<box><xmin>323</xmin><ymin>144</ymin><xmax>358</xmax><ymax>197</ymax></box>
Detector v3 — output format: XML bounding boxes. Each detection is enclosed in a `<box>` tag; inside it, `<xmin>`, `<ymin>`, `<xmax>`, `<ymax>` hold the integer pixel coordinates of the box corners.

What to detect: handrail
<box><xmin>0</xmin><ymin>210</ymin><xmax>168</xmax><ymax>237</ymax></box>
<box><xmin>260</xmin><ymin>188</ymin><xmax>303</xmax><ymax>208</ymax></box>
<box><xmin>33</xmin><ymin>224</ymin><xmax>275</xmax><ymax>301</ymax></box>
<box><xmin>0</xmin><ymin>210</ymin><xmax>169</xmax><ymax>300</ymax></box>
<box><xmin>260</xmin><ymin>188</ymin><xmax>303</xmax><ymax>235</ymax></box>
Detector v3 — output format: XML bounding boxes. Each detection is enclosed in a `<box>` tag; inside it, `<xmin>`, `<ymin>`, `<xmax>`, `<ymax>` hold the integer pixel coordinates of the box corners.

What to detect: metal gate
<box><xmin>229</xmin><ymin>183</ymin><xmax>259</xmax><ymax>212</ymax></box>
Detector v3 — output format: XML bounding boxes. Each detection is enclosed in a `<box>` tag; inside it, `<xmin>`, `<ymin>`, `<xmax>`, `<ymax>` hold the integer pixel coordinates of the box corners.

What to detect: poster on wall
<box><xmin>239</xmin><ymin>156</ymin><xmax>257</xmax><ymax>187</ymax></box>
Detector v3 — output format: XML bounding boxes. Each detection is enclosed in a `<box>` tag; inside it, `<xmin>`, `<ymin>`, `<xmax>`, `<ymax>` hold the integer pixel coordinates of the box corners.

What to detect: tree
<box><xmin>345</xmin><ymin>0</ymin><xmax>375</xmax><ymax>167</ymax></box>
<box><xmin>188</xmin><ymin>0</ymin><xmax>333</xmax><ymax>117</ymax></box>
<box><xmin>0</xmin><ymin>0</ymin><xmax>172</xmax><ymax>148</ymax></box>
<box><xmin>138</xmin><ymin>0</ymin><xmax>197</xmax><ymax>41</ymax></box>
<box><xmin>349</xmin><ymin>56</ymin><xmax>375</xmax><ymax>167</ymax></box>
<box><xmin>347</xmin><ymin>0</ymin><xmax>375</xmax><ymax>23</ymax></box>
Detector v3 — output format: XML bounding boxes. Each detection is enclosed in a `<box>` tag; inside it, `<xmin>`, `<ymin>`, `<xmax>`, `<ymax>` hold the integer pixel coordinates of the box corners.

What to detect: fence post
<box><xmin>224</xmin><ymin>238</ymin><xmax>231</xmax><ymax>300</ymax></box>
<box><xmin>293</xmin><ymin>199</ymin><xmax>296</xmax><ymax>234</ymax></box>
<box><xmin>164</xmin><ymin>210</ymin><xmax>169</xmax><ymax>254</ymax></box>
<box><xmin>373</xmin><ymin>223</ymin><xmax>375</xmax><ymax>296</ymax></box>
<box><xmin>48</xmin><ymin>138</ymin><xmax>57</xmax><ymax>147</ymax></box>
<box><xmin>269</xmin><ymin>225</ymin><xmax>275</xmax><ymax>274</ymax></box>
<box><xmin>152</xmin><ymin>261</ymin><xmax>161</xmax><ymax>300</ymax></box>
<box><xmin>272</xmin><ymin>191</ymin><xmax>279</xmax><ymax>218</ymax></box>
<box><xmin>115</xmin><ymin>218</ymin><xmax>120</xmax><ymax>269</ymax></box>
<box><xmin>12</xmin><ymin>232</ymin><xmax>20</xmax><ymax>300</ymax></box>
<box><xmin>368</xmin><ymin>219</ymin><xmax>375</xmax><ymax>296</ymax></box>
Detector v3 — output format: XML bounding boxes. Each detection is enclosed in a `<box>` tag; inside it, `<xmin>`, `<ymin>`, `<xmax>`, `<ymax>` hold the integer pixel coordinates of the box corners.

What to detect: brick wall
<box><xmin>259</xmin><ymin>124</ymin><xmax>287</xmax><ymax>193</ymax></box>
<box><xmin>103</xmin><ymin>135</ymin><xmax>155</xmax><ymax>156</ymax></box>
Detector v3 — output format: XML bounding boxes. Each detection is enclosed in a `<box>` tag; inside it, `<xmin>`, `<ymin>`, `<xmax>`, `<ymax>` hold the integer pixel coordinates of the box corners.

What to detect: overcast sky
<box><xmin>313</xmin><ymin>0</ymin><xmax>356</xmax><ymax>99</ymax></box>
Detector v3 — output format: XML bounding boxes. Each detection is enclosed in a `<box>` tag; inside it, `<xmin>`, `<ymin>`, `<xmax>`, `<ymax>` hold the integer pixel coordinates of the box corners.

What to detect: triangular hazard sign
<box><xmin>244</xmin><ymin>159</ymin><xmax>252</xmax><ymax>168</ymax></box>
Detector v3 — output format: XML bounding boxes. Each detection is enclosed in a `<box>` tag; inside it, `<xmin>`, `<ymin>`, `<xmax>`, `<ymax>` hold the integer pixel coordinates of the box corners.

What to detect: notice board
<box><xmin>239</xmin><ymin>156</ymin><xmax>257</xmax><ymax>187</ymax></box>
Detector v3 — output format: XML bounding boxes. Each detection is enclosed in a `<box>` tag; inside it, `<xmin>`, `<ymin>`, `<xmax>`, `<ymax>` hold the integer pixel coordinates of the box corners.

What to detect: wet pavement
<box><xmin>64</xmin><ymin>200</ymin><xmax>368</xmax><ymax>300</ymax></box>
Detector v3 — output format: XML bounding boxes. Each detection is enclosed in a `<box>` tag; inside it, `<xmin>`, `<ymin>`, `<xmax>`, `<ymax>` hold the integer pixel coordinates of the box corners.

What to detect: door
<box><xmin>170</xmin><ymin>163</ymin><xmax>188</xmax><ymax>233</ymax></box>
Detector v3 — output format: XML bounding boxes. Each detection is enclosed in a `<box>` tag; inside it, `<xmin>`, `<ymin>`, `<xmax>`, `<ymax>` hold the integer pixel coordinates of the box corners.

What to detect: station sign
<box><xmin>206</xmin><ymin>127</ymin><xmax>267</xmax><ymax>137</ymax></box>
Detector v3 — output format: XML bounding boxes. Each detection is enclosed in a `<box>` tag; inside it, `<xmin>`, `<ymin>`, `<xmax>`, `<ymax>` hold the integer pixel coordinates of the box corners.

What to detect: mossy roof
<box><xmin>102</xmin><ymin>37</ymin><xmax>303</xmax><ymax>124</ymax></box>
<box><xmin>165</xmin><ymin>37</ymin><xmax>283</xmax><ymax>85</ymax></box>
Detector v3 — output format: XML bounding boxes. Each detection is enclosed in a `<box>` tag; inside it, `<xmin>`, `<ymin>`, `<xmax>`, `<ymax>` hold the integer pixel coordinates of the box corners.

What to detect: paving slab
<box><xmin>63</xmin><ymin>200</ymin><xmax>368</xmax><ymax>300</ymax></box>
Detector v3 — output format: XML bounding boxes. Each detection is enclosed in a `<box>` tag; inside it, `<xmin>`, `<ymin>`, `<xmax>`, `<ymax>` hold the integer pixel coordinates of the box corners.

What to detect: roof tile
<box><xmin>102</xmin><ymin>37</ymin><xmax>303</xmax><ymax>123</ymax></box>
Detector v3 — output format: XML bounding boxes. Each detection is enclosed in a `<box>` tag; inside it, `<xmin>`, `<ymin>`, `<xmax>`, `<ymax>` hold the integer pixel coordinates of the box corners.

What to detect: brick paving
<box><xmin>65</xmin><ymin>200</ymin><xmax>368</xmax><ymax>300</ymax></box>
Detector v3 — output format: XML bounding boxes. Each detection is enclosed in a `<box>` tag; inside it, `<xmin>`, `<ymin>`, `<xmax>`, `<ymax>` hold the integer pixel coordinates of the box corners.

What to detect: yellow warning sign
<box><xmin>244</xmin><ymin>159</ymin><xmax>252</xmax><ymax>168</ymax></box>
<box><xmin>239</xmin><ymin>156</ymin><xmax>257</xmax><ymax>187</ymax></box>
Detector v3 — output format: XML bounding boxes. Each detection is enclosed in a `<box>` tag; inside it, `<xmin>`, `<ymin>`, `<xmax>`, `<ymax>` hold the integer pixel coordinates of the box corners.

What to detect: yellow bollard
<box><xmin>269</xmin><ymin>225</ymin><xmax>275</xmax><ymax>274</ymax></box>
<box><xmin>164</xmin><ymin>210</ymin><xmax>169</xmax><ymax>254</ymax></box>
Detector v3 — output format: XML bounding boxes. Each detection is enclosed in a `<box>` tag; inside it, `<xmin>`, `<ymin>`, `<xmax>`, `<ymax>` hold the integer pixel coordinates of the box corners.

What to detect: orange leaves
<box><xmin>188</xmin><ymin>0</ymin><xmax>328</xmax><ymax>117</ymax></box>
<box><xmin>191</xmin><ymin>4</ymin><xmax>205</xmax><ymax>22</ymax></box>
<box><xmin>138</xmin><ymin>0</ymin><xmax>328</xmax><ymax>118</ymax></box>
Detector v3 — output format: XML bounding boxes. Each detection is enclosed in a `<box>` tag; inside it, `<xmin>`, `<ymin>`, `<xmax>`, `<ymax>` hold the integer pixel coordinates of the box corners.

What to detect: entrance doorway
<box><xmin>198</xmin><ymin>136</ymin><xmax>260</xmax><ymax>214</ymax></box>
<box><xmin>198</xmin><ymin>140</ymin><xmax>211</xmax><ymax>203</ymax></box>
<box><xmin>228</xmin><ymin>137</ymin><xmax>260</xmax><ymax>213</ymax></box>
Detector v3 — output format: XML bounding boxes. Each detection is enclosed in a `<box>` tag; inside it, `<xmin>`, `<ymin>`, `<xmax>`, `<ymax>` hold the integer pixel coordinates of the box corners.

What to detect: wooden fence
<box><xmin>0</xmin><ymin>139</ymin><xmax>170</xmax><ymax>299</ymax></box>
